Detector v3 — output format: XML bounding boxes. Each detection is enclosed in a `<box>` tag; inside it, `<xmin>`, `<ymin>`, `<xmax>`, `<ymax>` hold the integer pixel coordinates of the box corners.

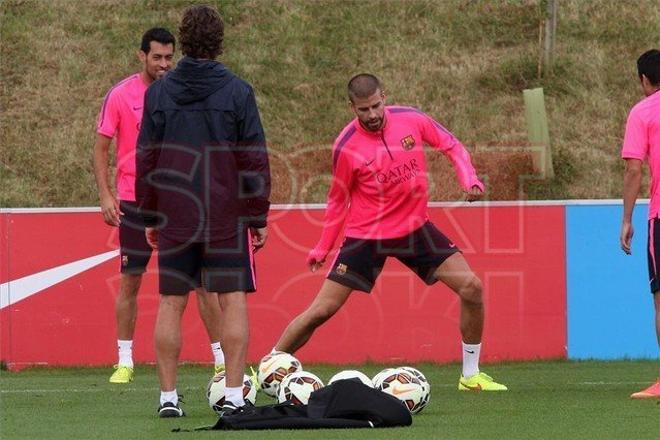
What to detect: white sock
<box><xmin>462</xmin><ymin>342</ymin><xmax>481</xmax><ymax>378</ymax></box>
<box><xmin>225</xmin><ymin>386</ymin><xmax>245</xmax><ymax>407</ymax></box>
<box><xmin>117</xmin><ymin>340</ymin><xmax>133</xmax><ymax>368</ymax></box>
<box><xmin>211</xmin><ymin>342</ymin><xmax>225</xmax><ymax>367</ymax></box>
<box><xmin>160</xmin><ymin>389</ymin><xmax>178</xmax><ymax>406</ymax></box>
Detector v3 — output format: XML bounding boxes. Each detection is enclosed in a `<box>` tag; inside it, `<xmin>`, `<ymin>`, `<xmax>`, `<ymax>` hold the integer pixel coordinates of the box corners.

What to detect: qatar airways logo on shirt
<box><xmin>375</xmin><ymin>158</ymin><xmax>420</xmax><ymax>185</ymax></box>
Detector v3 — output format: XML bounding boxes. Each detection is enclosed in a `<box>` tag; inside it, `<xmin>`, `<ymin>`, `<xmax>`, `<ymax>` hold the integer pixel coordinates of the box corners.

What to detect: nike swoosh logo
<box><xmin>364</xmin><ymin>159</ymin><xmax>375</xmax><ymax>166</ymax></box>
<box><xmin>465</xmin><ymin>350</ymin><xmax>475</xmax><ymax>354</ymax></box>
<box><xmin>460</xmin><ymin>381</ymin><xmax>482</xmax><ymax>391</ymax></box>
<box><xmin>0</xmin><ymin>250</ymin><xmax>119</xmax><ymax>309</ymax></box>
<box><xmin>392</xmin><ymin>386</ymin><xmax>416</xmax><ymax>396</ymax></box>
<box><xmin>132</xmin><ymin>106</ymin><xmax>142</xmax><ymax>111</ymax></box>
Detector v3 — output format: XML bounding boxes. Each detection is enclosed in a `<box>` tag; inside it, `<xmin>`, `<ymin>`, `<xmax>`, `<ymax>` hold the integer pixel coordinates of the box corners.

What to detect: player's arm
<box><xmin>308</xmin><ymin>147</ymin><xmax>355</xmax><ymax>271</ymax></box>
<box><xmin>420</xmin><ymin>113</ymin><xmax>484</xmax><ymax>201</ymax></box>
<box><xmin>234</xmin><ymin>85</ymin><xmax>271</xmax><ymax>251</ymax></box>
<box><xmin>94</xmin><ymin>88</ymin><xmax>123</xmax><ymax>226</ymax></box>
<box><xmin>621</xmin><ymin>159</ymin><xmax>642</xmax><ymax>254</ymax></box>
<box><xmin>92</xmin><ymin>134</ymin><xmax>121</xmax><ymax>226</ymax></box>
<box><xmin>620</xmin><ymin>108</ymin><xmax>648</xmax><ymax>255</ymax></box>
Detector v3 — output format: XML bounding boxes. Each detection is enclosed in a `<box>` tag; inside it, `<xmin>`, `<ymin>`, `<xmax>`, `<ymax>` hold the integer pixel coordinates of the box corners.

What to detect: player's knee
<box><xmin>459</xmin><ymin>275</ymin><xmax>483</xmax><ymax>305</ymax></box>
<box><xmin>307</xmin><ymin>302</ymin><xmax>339</xmax><ymax>326</ymax></box>
<box><xmin>220</xmin><ymin>292</ymin><xmax>247</xmax><ymax>309</ymax></box>
<box><xmin>120</xmin><ymin>273</ymin><xmax>142</xmax><ymax>292</ymax></box>
<box><xmin>159</xmin><ymin>293</ymin><xmax>189</xmax><ymax>313</ymax></box>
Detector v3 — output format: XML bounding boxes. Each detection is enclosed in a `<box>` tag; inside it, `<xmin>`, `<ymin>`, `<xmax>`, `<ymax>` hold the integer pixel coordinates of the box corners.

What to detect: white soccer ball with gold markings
<box><xmin>372</xmin><ymin>368</ymin><xmax>396</xmax><ymax>389</ymax></box>
<box><xmin>376</xmin><ymin>368</ymin><xmax>425</xmax><ymax>414</ymax></box>
<box><xmin>328</xmin><ymin>369</ymin><xmax>374</xmax><ymax>387</ymax></box>
<box><xmin>277</xmin><ymin>371</ymin><xmax>324</xmax><ymax>405</ymax></box>
<box><xmin>399</xmin><ymin>366</ymin><xmax>431</xmax><ymax>414</ymax></box>
<box><xmin>257</xmin><ymin>351</ymin><xmax>303</xmax><ymax>397</ymax></box>
<box><xmin>207</xmin><ymin>372</ymin><xmax>257</xmax><ymax>414</ymax></box>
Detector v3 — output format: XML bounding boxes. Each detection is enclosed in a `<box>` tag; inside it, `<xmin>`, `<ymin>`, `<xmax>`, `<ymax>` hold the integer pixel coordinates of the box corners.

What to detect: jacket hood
<box><xmin>164</xmin><ymin>57</ymin><xmax>234</xmax><ymax>104</ymax></box>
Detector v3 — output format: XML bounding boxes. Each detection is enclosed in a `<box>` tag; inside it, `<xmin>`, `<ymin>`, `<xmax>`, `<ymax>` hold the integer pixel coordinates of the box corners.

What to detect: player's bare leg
<box><xmin>275</xmin><ymin>280</ymin><xmax>353</xmax><ymax>354</ymax></box>
<box><xmin>115</xmin><ymin>274</ymin><xmax>142</xmax><ymax>340</ymax></box>
<box><xmin>218</xmin><ymin>291</ymin><xmax>248</xmax><ymax>388</ymax></box>
<box><xmin>434</xmin><ymin>253</ymin><xmax>507</xmax><ymax>391</ymax></box>
<box><xmin>195</xmin><ymin>287</ymin><xmax>224</xmax><ymax>371</ymax></box>
<box><xmin>196</xmin><ymin>288</ymin><xmax>222</xmax><ymax>343</ymax></box>
<box><xmin>154</xmin><ymin>294</ymin><xmax>189</xmax><ymax>392</ymax></box>
<box><xmin>215</xmin><ymin>291</ymin><xmax>249</xmax><ymax>409</ymax></box>
<box><xmin>433</xmin><ymin>253</ymin><xmax>483</xmax><ymax>344</ymax></box>
<box><xmin>109</xmin><ymin>273</ymin><xmax>142</xmax><ymax>383</ymax></box>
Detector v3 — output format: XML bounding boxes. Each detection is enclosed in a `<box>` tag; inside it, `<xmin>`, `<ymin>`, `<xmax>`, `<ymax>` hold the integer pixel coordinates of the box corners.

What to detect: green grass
<box><xmin>1</xmin><ymin>361</ymin><xmax>658</xmax><ymax>439</ymax></box>
<box><xmin>1</xmin><ymin>0</ymin><xmax>659</xmax><ymax>207</ymax></box>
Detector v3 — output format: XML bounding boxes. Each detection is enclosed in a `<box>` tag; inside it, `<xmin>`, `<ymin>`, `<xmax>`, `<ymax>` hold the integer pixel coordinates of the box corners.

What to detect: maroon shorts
<box><xmin>327</xmin><ymin>221</ymin><xmax>460</xmax><ymax>292</ymax></box>
<box><xmin>118</xmin><ymin>201</ymin><xmax>152</xmax><ymax>274</ymax></box>
<box><xmin>157</xmin><ymin>230</ymin><xmax>256</xmax><ymax>295</ymax></box>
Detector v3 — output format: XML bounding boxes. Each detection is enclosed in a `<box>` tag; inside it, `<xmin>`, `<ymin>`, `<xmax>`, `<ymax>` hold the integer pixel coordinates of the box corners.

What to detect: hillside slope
<box><xmin>1</xmin><ymin>0</ymin><xmax>658</xmax><ymax>207</ymax></box>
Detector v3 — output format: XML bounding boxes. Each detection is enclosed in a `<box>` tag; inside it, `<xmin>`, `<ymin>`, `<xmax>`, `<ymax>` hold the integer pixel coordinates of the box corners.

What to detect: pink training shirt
<box><xmin>621</xmin><ymin>90</ymin><xmax>660</xmax><ymax>219</ymax></box>
<box><xmin>309</xmin><ymin>106</ymin><xmax>483</xmax><ymax>262</ymax></box>
<box><xmin>96</xmin><ymin>73</ymin><xmax>148</xmax><ymax>202</ymax></box>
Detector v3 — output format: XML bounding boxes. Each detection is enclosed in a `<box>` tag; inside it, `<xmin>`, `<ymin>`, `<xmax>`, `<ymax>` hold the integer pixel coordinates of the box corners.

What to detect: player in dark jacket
<box><xmin>136</xmin><ymin>5</ymin><xmax>270</xmax><ymax>418</ymax></box>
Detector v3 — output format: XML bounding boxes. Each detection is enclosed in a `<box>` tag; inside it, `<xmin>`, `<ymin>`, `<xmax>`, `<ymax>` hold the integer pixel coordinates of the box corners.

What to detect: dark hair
<box><xmin>179</xmin><ymin>5</ymin><xmax>224</xmax><ymax>59</ymax></box>
<box><xmin>637</xmin><ymin>49</ymin><xmax>660</xmax><ymax>85</ymax></box>
<box><xmin>348</xmin><ymin>73</ymin><xmax>383</xmax><ymax>102</ymax></box>
<box><xmin>140</xmin><ymin>27</ymin><xmax>175</xmax><ymax>54</ymax></box>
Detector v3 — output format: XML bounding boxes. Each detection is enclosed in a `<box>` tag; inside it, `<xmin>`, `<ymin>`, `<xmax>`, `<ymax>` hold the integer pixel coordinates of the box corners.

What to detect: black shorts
<box><xmin>158</xmin><ymin>231</ymin><xmax>256</xmax><ymax>295</ymax></box>
<box><xmin>647</xmin><ymin>218</ymin><xmax>660</xmax><ymax>294</ymax></box>
<box><xmin>119</xmin><ymin>201</ymin><xmax>152</xmax><ymax>274</ymax></box>
<box><xmin>327</xmin><ymin>221</ymin><xmax>460</xmax><ymax>293</ymax></box>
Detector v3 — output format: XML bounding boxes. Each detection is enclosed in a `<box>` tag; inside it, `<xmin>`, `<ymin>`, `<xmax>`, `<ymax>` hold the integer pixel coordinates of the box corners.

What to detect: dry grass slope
<box><xmin>1</xmin><ymin>0</ymin><xmax>658</xmax><ymax>207</ymax></box>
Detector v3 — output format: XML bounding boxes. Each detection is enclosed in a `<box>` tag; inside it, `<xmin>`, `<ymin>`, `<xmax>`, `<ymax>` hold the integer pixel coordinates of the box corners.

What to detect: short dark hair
<box><xmin>140</xmin><ymin>27</ymin><xmax>175</xmax><ymax>54</ymax></box>
<box><xmin>637</xmin><ymin>49</ymin><xmax>660</xmax><ymax>85</ymax></box>
<box><xmin>179</xmin><ymin>5</ymin><xmax>224</xmax><ymax>59</ymax></box>
<box><xmin>348</xmin><ymin>73</ymin><xmax>383</xmax><ymax>102</ymax></box>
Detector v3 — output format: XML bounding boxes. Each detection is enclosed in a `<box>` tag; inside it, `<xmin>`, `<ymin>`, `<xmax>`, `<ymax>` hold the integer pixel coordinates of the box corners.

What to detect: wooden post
<box><xmin>523</xmin><ymin>87</ymin><xmax>554</xmax><ymax>179</ymax></box>
<box><xmin>543</xmin><ymin>0</ymin><xmax>557</xmax><ymax>70</ymax></box>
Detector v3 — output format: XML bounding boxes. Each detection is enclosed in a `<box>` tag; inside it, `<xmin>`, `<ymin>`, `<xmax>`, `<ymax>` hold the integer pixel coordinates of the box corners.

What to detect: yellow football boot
<box><xmin>109</xmin><ymin>365</ymin><xmax>134</xmax><ymax>384</ymax></box>
<box><xmin>458</xmin><ymin>372</ymin><xmax>508</xmax><ymax>391</ymax></box>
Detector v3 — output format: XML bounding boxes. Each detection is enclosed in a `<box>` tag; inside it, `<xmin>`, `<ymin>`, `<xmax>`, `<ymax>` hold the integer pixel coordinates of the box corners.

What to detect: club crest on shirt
<box><xmin>401</xmin><ymin>135</ymin><xmax>415</xmax><ymax>150</ymax></box>
<box><xmin>336</xmin><ymin>263</ymin><xmax>348</xmax><ymax>275</ymax></box>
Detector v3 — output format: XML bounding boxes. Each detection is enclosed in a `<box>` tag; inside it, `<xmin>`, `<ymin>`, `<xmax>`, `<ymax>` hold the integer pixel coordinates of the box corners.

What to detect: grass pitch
<box><xmin>1</xmin><ymin>360</ymin><xmax>658</xmax><ymax>439</ymax></box>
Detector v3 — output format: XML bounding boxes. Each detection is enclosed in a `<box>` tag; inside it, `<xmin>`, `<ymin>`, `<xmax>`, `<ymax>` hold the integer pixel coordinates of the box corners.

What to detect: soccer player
<box><xmin>136</xmin><ymin>6</ymin><xmax>270</xmax><ymax>417</ymax></box>
<box><xmin>93</xmin><ymin>28</ymin><xmax>225</xmax><ymax>385</ymax></box>
<box><xmin>273</xmin><ymin>74</ymin><xmax>507</xmax><ymax>392</ymax></box>
<box><xmin>620</xmin><ymin>49</ymin><xmax>660</xmax><ymax>399</ymax></box>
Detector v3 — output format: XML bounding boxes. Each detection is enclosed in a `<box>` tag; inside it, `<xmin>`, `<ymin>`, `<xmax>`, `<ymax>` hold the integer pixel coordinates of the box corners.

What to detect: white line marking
<box><xmin>1</xmin><ymin>381</ymin><xmax>652</xmax><ymax>394</ymax></box>
<box><xmin>574</xmin><ymin>381</ymin><xmax>653</xmax><ymax>385</ymax></box>
<box><xmin>0</xmin><ymin>250</ymin><xmax>119</xmax><ymax>309</ymax></box>
<box><xmin>0</xmin><ymin>385</ymin><xmax>203</xmax><ymax>394</ymax></box>
<box><xmin>0</xmin><ymin>199</ymin><xmax>650</xmax><ymax>214</ymax></box>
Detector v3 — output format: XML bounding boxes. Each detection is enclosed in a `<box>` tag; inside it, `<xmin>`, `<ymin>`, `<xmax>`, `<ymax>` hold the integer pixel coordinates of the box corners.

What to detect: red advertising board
<box><xmin>0</xmin><ymin>204</ymin><xmax>566</xmax><ymax>370</ymax></box>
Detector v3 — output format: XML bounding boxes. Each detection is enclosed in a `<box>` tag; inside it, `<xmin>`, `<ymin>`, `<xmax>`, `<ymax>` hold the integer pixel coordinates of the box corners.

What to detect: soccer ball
<box><xmin>257</xmin><ymin>351</ymin><xmax>302</xmax><ymax>397</ymax></box>
<box><xmin>207</xmin><ymin>372</ymin><xmax>257</xmax><ymax>414</ymax></box>
<box><xmin>277</xmin><ymin>371</ymin><xmax>324</xmax><ymax>405</ymax></box>
<box><xmin>377</xmin><ymin>368</ymin><xmax>425</xmax><ymax>414</ymax></box>
<box><xmin>372</xmin><ymin>368</ymin><xmax>396</xmax><ymax>389</ymax></box>
<box><xmin>328</xmin><ymin>370</ymin><xmax>374</xmax><ymax>387</ymax></box>
<box><xmin>399</xmin><ymin>366</ymin><xmax>431</xmax><ymax>414</ymax></box>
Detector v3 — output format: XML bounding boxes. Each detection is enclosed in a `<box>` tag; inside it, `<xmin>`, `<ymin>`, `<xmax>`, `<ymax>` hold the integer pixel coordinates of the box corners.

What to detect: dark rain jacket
<box><xmin>135</xmin><ymin>57</ymin><xmax>270</xmax><ymax>242</ymax></box>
